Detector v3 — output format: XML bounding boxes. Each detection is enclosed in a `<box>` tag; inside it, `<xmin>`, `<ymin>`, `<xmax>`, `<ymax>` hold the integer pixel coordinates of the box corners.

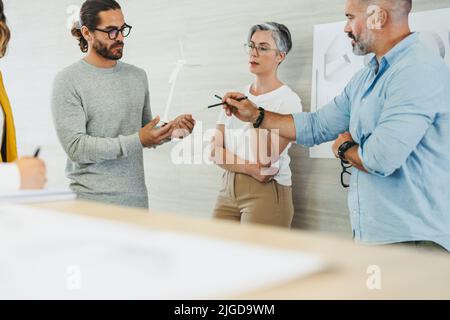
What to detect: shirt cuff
<box><xmin>0</xmin><ymin>163</ymin><xmax>21</xmax><ymax>191</ymax></box>
<box><xmin>292</xmin><ymin>112</ymin><xmax>315</xmax><ymax>147</ymax></box>
<box><xmin>358</xmin><ymin>144</ymin><xmax>390</xmax><ymax>177</ymax></box>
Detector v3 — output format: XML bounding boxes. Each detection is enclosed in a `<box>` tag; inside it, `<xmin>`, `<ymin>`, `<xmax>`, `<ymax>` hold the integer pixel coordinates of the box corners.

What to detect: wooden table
<box><xmin>33</xmin><ymin>200</ymin><xmax>450</xmax><ymax>299</ymax></box>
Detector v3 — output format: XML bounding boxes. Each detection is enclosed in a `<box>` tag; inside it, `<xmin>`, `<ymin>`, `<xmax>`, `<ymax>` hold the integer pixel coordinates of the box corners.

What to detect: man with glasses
<box><xmin>220</xmin><ymin>0</ymin><xmax>450</xmax><ymax>252</ymax></box>
<box><xmin>51</xmin><ymin>0</ymin><xmax>195</xmax><ymax>208</ymax></box>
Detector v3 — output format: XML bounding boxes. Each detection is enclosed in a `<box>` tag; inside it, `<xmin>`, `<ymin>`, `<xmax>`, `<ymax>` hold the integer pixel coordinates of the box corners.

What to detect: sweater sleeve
<box><xmin>142</xmin><ymin>71</ymin><xmax>153</xmax><ymax>126</ymax></box>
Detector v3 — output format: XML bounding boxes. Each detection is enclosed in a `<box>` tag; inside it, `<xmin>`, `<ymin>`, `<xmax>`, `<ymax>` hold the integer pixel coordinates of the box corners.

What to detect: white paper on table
<box><xmin>0</xmin><ymin>188</ymin><xmax>76</xmax><ymax>204</ymax></box>
<box><xmin>0</xmin><ymin>205</ymin><xmax>327</xmax><ymax>299</ymax></box>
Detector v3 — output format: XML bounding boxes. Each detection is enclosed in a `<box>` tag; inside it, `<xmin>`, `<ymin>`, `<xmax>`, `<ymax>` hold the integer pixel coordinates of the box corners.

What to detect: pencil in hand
<box><xmin>207</xmin><ymin>95</ymin><xmax>248</xmax><ymax>109</ymax></box>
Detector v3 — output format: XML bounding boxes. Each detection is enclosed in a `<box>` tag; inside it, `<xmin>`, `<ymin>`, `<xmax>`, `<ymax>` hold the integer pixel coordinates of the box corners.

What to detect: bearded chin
<box><xmin>352</xmin><ymin>37</ymin><xmax>374</xmax><ymax>56</ymax></box>
<box><xmin>93</xmin><ymin>41</ymin><xmax>123</xmax><ymax>60</ymax></box>
<box><xmin>352</xmin><ymin>32</ymin><xmax>374</xmax><ymax>56</ymax></box>
<box><xmin>353</xmin><ymin>42</ymin><xmax>368</xmax><ymax>56</ymax></box>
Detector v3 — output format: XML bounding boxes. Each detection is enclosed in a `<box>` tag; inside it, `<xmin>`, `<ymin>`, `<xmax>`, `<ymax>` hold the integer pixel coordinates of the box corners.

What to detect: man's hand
<box><xmin>171</xmin><ymin>114</ymin><xmax>196</xmax><ymax>139</ymax></box>
<box><xmin>15</xmin><ymin>157</ymin><xmax>47</xmax><ymax>190</ymax></box>
<box><xmin>222</xmin><ymin>92</ymin><xmax>298</xmax><ymax>142</ymax></box>
<box><xmin>139</xmin><ymin>116</ymin><xmax>174</xmax><ymax>148</ymax></box>
<box><xmin>332</xmin><ymin>132</ymin><xmax>368</xmax><ymax>173</ymax></box>
<box><xmin>332</xmin><ymin>132</ymin><xmax>355</xmax><ymax>158</ymax></box>
<box><xmin>222</xmin><ymin>92</ymin><xmax>259</xmax><ymax>123</ymax></box>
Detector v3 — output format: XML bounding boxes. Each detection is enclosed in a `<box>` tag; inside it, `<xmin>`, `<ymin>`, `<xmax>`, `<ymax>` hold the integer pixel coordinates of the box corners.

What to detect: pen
<box><xmin>207</xmin><ymin>96</ymin><xmax>248</xmax><ymax>109</ymax></box>
<box><xmin>33</xmin><ymin>147</ymin><xmax>41</xmax><ymax>158</ymax></box>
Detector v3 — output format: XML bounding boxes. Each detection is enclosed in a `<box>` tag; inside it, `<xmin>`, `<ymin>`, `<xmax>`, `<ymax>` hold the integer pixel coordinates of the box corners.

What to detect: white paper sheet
<box><xmin>0</xmin><ymin>188</ymin><xmax>76</xmax><ymax>204</ymax></box>
<box><xmin>0</xmin><ymin>205</ymin><xmax>326</xmax><ymax>299</ymax></box>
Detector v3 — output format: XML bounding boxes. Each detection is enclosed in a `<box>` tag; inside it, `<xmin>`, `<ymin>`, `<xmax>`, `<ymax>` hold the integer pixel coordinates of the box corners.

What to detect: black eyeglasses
<box><xmin>340</xmin><ymin>159</ymin><xmax>352</xmax><ymax>188</ymax></box>
<box><xmin>94</xmin><ymin>24</ymin><xmax>132</xmax><ymax>40</ymax></box>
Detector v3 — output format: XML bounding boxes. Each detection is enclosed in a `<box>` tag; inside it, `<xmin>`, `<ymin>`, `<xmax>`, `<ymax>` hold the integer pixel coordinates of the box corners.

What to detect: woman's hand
<box><xmin>246</xmin><ymin>163</ymin><xmax>279</xmax><ymax>183</ymax></box>
<box><xmin>15</xmin><ymin>157</ymin><xmax>47</xmax><ymax>189</ymax></box>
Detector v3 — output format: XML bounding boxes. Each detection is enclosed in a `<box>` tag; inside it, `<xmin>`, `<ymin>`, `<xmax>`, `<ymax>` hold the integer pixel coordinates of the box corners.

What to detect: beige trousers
<box><xmin>213</xmin><ymin>171</ymin><xmax>294</xmax><ymax>228</ymax></box>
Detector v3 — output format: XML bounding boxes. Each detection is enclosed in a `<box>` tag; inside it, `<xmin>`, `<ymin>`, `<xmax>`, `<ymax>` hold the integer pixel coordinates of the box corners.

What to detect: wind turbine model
<box><xmin>160</xmin><ymin>40</ymin><xmax>200</xmax><ymax>126</ymax></box>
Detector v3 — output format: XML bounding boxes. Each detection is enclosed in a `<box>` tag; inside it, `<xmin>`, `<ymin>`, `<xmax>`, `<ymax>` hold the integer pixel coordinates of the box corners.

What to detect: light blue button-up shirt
<box><xmin>293</xmin><ymin>33</ymin><xmax>450</xmax><ymax>250</ymax></box>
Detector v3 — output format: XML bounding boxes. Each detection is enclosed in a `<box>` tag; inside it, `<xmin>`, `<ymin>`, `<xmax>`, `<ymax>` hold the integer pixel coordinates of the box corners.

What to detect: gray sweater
<box><xmin>51</xmin><ymin>60</ymin><xmax>151</xmax><ymax>208</ymax></box>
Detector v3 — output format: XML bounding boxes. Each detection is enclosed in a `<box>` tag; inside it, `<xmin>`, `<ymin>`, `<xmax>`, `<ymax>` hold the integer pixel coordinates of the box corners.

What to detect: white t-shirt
<box><xmin>0</xmin><ymin>107</ymin><xmax>21</xmax><ymax>191</ymax></box>
<box><xmin>217</xmin><ymin>85</ymin><xmax>302</xmax><ymax>186</ymax></box>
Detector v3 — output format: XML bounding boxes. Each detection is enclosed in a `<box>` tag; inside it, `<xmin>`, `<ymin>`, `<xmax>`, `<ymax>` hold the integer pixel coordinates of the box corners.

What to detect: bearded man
<box><xmin>52</xmin><ymin>0</ymin><xmax>195</xmax><ymax>208</ymax></box>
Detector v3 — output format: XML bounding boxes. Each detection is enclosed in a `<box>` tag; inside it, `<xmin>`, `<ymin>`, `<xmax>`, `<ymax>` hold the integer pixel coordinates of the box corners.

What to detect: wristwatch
<box><xmin>253</xmin><ymin>107</ymin><xmax>265</xmax><ymax>128</ymax></box>
<box><xmin>338</xmin><ymin>141</ymin><xmax>357</xmax><ymax>162</ymax></box>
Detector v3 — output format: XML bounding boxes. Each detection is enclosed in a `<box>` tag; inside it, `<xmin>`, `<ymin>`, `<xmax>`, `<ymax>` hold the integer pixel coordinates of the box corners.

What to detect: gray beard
<box><xmin>352</xmin><ymin>40</ymin><xmax>371</xmax><ymax>56</ymax></box>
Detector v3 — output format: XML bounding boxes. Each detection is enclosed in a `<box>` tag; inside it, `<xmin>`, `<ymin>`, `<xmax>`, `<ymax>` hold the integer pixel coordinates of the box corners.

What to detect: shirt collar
<box><xmin>368</xmin><ymin>32</ymin><xmax>418</xmax><ymax>71</ymax></box>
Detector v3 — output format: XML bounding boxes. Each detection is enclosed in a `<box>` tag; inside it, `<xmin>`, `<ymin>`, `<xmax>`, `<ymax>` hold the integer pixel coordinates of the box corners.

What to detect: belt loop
<box><xmin>231</xmin><ymin>172</ymin><xmax>236</xmax><ymax>200</ymax></box>
<box><xmin>226</xmin><ymin>171</ymin><xmax>231</xmax><ymax>198</ymax></box>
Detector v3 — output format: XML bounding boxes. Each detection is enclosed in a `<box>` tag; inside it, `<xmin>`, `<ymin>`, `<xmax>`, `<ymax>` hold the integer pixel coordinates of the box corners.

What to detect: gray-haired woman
<box><xmin>211</xmin><ymin>22</ymin><xmax>303</xmax><ymax>227</ymax></box>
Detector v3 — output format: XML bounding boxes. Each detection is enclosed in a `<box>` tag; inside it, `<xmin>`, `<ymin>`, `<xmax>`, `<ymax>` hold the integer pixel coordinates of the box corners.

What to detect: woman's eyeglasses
<box><xmin>244</xmin><ymin>43</ymin><xmax>280</xmax><ymax>56</ymax></box>
<box><xmin>340</xmin><ymin>159</ymin><xmax>352</xmax><ymax>188</ymax></box>
<box><xmin>94</xmin><ymin>24</ymin><xmax>132</xmax><ymax>40</ymax></box>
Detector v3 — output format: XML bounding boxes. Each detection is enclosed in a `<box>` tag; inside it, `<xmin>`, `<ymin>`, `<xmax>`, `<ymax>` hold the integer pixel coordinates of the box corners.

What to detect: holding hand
<box><xmin>15</xmin><ymin>157</ymin><xmax>47</xmax><ymax>190</ymax></box>
<box><xmin>222</xmin><ymin>92</ymin><xmax>259</xmax><ymax>123</ymax></box>
<box><xmin>139</xmin><ymin>116</ymin><xmax>174</xmax><ymax>148</ymax></box>
<box><xmin>332</xmin><ymin>132</ymin><xmax>354</xmax><ymax>158</ymax></box>
<box><xmin>171</xmin><ymin>114</ymin><xmax>196</xmax><ymax>139</ymax></box>
<box><xmin>246</xmin><ymin>163</ymin><xmax>279</xmax><ymax>183</ymax></box>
